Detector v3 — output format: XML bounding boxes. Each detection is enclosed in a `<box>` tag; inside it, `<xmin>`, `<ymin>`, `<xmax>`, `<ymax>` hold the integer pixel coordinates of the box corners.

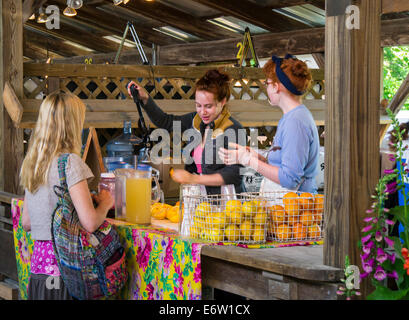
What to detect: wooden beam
<box><xmin>121</xmin><ymin>0</ymin><xmax>238</xmax><ymax>41</ymax></box>
<box><xmin>23</xmin><ymin>41</ymin><xmax>65</xmax><ymax>60</ymax></box>
<box><xmin>25</xmin><ymin>20</ymin><xmax>119</xmax><ymax>53</ymax></box>
<box><xmin>261</xmin><ymin>0</ymin><xmax>324</xmax><ymax>9</ymax></box>
<box><xmin>22</xmin><ymin>63</ymin><xmax>324</xmax><ymax>80</ymax></box>
<box><xmin>24</xmin><ymin>27</ymin><xmax>92</xmax><ymax>56</ymax></box>
<box><xmin>22</xmin><ymin>0</ymin><xmax>46</xmax><ymax>23</ymax></box>
<box><xmin>312</xmin><ymin>53</ymin><xmax>325</xmax><ymax>69</ymax></box>
<box><xmin>382</xmin><ymin>0</ymin><xmax>409</xmax><ymax>14</ymax></box>
<box><xmin>46</xmin><ymin>17</ymin><xmax>409</xmax><ymax>65</ymax></box>
<box><xmin>2</xmin><ymin>0</ymin><xmax>24</xmax><ymax>195</ymax></box>
<box><xmin>190</xmin><ymin>0</ymin><xmax>310</xmax><ymax>32</ymax></box>
<box><xmin>3</xmin><ymin>81</ymin><xmax>23</xmax><ymax>127</ymax></box>
<box><xmin>387</xmin><ymin>71</ymin><xmax>409</xmax><ymax>114</ymax></box>
<box><xmin>324</xmin><ymin>0</ymin><xmax>381</xmax><ymax>295</ymax></box>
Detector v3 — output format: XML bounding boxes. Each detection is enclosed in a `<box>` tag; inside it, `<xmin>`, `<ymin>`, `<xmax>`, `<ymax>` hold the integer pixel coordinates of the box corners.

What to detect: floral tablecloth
<box><xmin>11</xmin><ymin>198</ymin><xmax>323</xmax><ymax>300</ymax></box>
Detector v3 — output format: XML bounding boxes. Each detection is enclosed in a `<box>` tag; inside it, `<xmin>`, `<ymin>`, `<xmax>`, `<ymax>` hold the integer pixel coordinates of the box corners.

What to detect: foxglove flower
<box><xmin>388</xmin><ymin>253</ymin><xmax>396</xmax><ymax>264</ymax></box>
<box><xmin>362</xmin><ymin>258</ymin><xmax>375</xmax><ymax>273</ymax></box>
<box><xmin>375</xmin><ymin>231</ymin><xmax>383</xmax><ymax>242</ymax></box>
<box><xmin>374</xmin><ymin>266</ymin><xmax>387</xmax><ymax>281</ymax></box>
<box><xmin>387</xmin><ymin>271</ymin><xmax>398</xmax><ymax>280</ymax></box>
<box><xmin>376</xmin><ymin>248</ymin><xmax>388</xmax><ymax>263</ymax></box>
<box><xmin>362</xmin><ymin>225</ymin><xmax>373</xmax><ymax>233</ymax></box>
<box><xmin>384</xmin><ymin>236</ymin><xmax>394</xmax><ymax>247</ymax></box>
<box><xmin>361</xmin><ymin>234</ymin><xmax>372</xmax><ymax>244</ymax></box>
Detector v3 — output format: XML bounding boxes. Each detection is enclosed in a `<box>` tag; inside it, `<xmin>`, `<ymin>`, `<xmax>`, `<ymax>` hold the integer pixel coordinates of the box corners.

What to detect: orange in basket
<box><xmin>314</xmin><ymin>194</ymin><xmax>324</xmax><ymax>214</ymax></box>
<box><xmin>275</xmin><ymin>224</ymin><xmax>290</xmax><ymax>241</ymax></box>
<box><xmin>298</xmin><ymin>192</ymin><xmax>314</xmax><ymax>210</ymax></box>
<box><xmin>308</xmin><ymin>224</ymin><xmax>321</xmax><ymax>238</ymax></box>
<box><xmin>283</xmin><ymin>192</ymin><xmax>300</xmax><ymax>216</ymax></box>
<box><xmin>287</xmin><ymin>214</ymin><xmax>299</xmax><ymax>225</ymax></box>
<box><xmin>269</xmin><ymin>205</ymin><xmax>286</xmax><ymax>223</ymax></box>
<box><xmin>314</xmin><ymin>212</ymin><xmax>323</xmax><ymax>224</ymax></box>
<box><xmin>292</xmin><ymin>223</ymin><xmax>307</xmax><ymax>240</ymax></box>
<box><xmin>300</xmin><ymin>211</ymin><xmax>315</xmax><ymax>226</ymax></box>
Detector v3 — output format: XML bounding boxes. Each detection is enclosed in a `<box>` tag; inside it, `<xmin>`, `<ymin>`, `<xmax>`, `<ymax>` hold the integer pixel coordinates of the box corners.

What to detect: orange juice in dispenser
<box><xmin>125</xmin><ymin>164</ymin><xmax>152</xmax><ymax>225</ymax></box>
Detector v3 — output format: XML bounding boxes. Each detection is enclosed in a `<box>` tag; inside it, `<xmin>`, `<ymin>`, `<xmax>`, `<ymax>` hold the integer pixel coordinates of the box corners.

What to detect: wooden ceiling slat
<box><xmin>24</xmin><ymin>27</ymin><xmax>91</xmax><ymax>57</ymax></box>
<box><xmin>120</xmin><ymin>0</ymin><xmax>239</xmax><ymax>40</ymax></box>
<box><xmin>190</xmin><ymin>0</ymin><xmax>311</xmax><ymax>32</ymax></box>
<box><xmin>382</xmin><ymin>0</ymin><xmax>409</xmax><ymax>14</ymax></box>
<box><xmin>25</xmin><ymin>20</ymin><xmax>119</xmax><ymax>53</ymax></box>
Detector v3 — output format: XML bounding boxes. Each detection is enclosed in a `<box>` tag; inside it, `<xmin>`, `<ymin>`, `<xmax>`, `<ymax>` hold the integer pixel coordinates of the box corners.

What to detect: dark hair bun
<box><xmin>203</xmin><ymin>69</ymin><xmax>230</xmax><ymax>84</ymax></box>
<box><xmin>291</xmin><ymin>60</ymin><xmax>310</xmax><ymax>78</ymax></box>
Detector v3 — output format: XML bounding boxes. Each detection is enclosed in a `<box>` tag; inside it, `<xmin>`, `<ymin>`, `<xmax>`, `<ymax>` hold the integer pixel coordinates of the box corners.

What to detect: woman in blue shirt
<box><xmin>219</xmin><ymin>54</ymin><xmax>319</xmax><ymax>193</ymax></box>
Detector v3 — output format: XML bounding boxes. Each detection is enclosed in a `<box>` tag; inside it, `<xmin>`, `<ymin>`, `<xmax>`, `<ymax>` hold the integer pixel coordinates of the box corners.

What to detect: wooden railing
<box><xmin>22</xmin><ymin>64</ymin><xmax>326</xmax><ymax>129</ymax></box>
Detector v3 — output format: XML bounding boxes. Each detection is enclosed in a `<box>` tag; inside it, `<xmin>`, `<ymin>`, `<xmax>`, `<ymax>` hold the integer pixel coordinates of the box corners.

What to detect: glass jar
<box><xmin>98</xmin><ymin>172</ymin><xmax>116</xmax><ymax>218</ymax></box>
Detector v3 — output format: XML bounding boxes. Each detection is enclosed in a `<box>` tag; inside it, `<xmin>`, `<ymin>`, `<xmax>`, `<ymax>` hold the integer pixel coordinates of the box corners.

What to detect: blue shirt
<box><xmin>267</xmin><ymin>105</ymin><xmax>319</xmax><ymax>193</ymax></box>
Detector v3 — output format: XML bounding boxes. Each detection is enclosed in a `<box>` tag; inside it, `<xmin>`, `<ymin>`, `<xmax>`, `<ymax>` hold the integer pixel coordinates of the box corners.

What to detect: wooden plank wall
<box><xmin>324</xmin><ymin>0</ymin><xmax>381</xmax><ymax>297</ymax></box>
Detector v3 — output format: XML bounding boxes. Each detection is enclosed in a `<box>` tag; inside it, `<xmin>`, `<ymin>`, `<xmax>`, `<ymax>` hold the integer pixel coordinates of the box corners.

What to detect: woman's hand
<box><xmin>170</xmin><ymin>169</ymin><xmax>197</xmax><ymax>185</ymax></box>
<box><xmin>218</xmin><ymin>142</ymin><xmax>253</xmax><ymax>166</ymax></box>
<box><xmin>127</xmin><ymin>81</ymin><xmax>150</xmax><ymax>105</ymax></box>
<box><xmin>94</xmin><ymin>189</ymin><xmax>114</xmax><ymax>211</ymax></box>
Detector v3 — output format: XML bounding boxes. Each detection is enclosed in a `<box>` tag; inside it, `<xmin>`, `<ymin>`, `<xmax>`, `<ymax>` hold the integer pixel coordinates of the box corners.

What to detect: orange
<box><xmin>269</xmin><ymin>205</ymin><xmax>286</xmax><ymax>224</ymax></box>
<box><xmin>308</xmin><ymin>224</ymin><xmax>321</xmax><ymax>238</ymax></box>
<box><xmin>314</xmin><ymin>212</ymin><xmax>323</xmax><ymax>224</ymax></box>
<box><xmin>283</xmin><ymin>192</ymin><xmax>299</xmax><ymax>204</ymax></box>
<box><xmin>275</xmin><ymin>224</ymin><xmax>290</xmax><ymax>241</ymax></box>
<box><xmin>292</xmin><ymin>223</ymin><xmax>307</xmax><ymax>240</ymax></box>
<box><xmin>287</xmin><ymin>214</ymin><xmax>299</xmax><ymax>225</ymax></box>
<box><xmin>300</xmin><ymin>211</ymin><xmax>315</xmax><ymax>226</ymax></box>
<box><xmin>298</xmin><ymin>192</ymin><xmax>314</xmax><ymax>210</ymax></box>
<box><xmin>314</xmin><ymin>194</ymin><xmax>324</xmax><ymax>214</ymax></box>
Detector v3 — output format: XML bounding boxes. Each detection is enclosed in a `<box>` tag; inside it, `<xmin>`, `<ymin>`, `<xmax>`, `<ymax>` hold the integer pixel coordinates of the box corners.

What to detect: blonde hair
<box><xmin>20</xmin><ymin>90</ymin><xmax>86</xmax><ymax>193</ymax></box>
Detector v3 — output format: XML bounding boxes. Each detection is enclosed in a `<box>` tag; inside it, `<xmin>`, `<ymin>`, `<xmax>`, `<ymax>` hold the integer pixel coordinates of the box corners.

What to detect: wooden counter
<box><xmin>201</xmin><ymin>244</ymin><xmax>343</xmax><ymax>300</ymax></box>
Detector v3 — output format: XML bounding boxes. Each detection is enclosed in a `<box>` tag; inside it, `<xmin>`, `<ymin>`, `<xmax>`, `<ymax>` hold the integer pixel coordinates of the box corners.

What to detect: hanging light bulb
<box><xmin>37</xmin><ymin>12</ymin><xmax>48</xmax><ymax>23</ymax></box>
<box><xmin>113</xmin><ymin>0</ymin><xmax>123</xmax><ymax>5</ymax></box>
<box><xmin>67</xmin><ymin>0</ymin><xmax>83</xmax><ymax>10</ymax></box>
<box><xmin>123</xmin><ymin>0</ymin><xmax>130</xmax><ymax>4</ymax></box>
<box><xmin>63</xmin><ymin>6</ymin><xmax>77</xmax><ymax>16</ymax></box>
<box><xmin>29</xmin><ymin>13</ymin><xmax>35</xmax><ymax>20</ymax></box>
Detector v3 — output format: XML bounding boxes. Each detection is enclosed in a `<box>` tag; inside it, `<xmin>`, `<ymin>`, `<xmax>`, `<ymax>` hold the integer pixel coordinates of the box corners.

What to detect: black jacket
<box><xmin>142</xmin><ymin>97</ymin><xmax>246</xmax><ymax>195</ymax></box>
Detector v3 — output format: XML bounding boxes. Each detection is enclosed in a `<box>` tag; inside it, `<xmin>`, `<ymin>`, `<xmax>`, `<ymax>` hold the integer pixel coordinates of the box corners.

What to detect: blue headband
<box><xmin>271</xmin><ymin>54</ymin><xmax>305</xmax><ymax>96</ymax></box>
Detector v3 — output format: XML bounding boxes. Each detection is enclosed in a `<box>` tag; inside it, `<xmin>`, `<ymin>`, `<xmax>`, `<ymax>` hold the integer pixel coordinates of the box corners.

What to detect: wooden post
<box><xmin>324</xmin><ymin>0</ymin><xmax>381</xmax><ymax>287</ymax></box>
<box><xmin>2</xmin><ymin>0</ymin><xmax>24</xmax><ymax>195</ymax></box>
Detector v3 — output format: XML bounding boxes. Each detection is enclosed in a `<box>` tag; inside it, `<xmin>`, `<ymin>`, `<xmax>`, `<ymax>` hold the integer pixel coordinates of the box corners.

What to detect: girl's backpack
<box><xmin>51</xmin><ymin>153</ymin><xmax>127</xmax><ymax>300</ymax></box>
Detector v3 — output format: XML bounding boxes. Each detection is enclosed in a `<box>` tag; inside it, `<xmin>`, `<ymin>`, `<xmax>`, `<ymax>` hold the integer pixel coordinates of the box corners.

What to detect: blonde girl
<box><xmin>20</xmin><ymin>91</ymin><xmax>113</xmax><ymax>300</ymax></box>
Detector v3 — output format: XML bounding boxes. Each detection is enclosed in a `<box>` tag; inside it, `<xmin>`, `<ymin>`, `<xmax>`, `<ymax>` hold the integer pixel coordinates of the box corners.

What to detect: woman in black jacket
<box><xmin>127</xmin><ymin>69</ymin><xmax>245</xmax><ymax>195</ymax></box>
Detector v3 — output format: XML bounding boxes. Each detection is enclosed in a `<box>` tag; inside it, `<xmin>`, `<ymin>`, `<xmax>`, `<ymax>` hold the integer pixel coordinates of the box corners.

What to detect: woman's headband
<box><xmin>271</xmin><ymin>54</ymin><xmax>305</xmax><ymax>96</ymax></box>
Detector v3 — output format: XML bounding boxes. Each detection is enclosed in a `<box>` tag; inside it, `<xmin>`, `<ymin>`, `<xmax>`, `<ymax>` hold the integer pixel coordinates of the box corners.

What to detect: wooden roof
<box><xmin>22</xmin><ymin>0</ymin><xmax>409</xmax><ymax>64</ymax></box>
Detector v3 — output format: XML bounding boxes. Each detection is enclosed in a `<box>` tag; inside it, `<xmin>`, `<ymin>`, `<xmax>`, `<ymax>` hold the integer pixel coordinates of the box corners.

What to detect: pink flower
<box><xmin>366</xmin><ymin>209</ymin><xmax>374</xmax><ymax>214</ymax></box>
<box><xmin>362</xmin><ymin>258</ymin><xmax>375</xmax><ymax>273</ymax></box>
<box><xmin>387</xmin><ymin>271</ymin><xmax>398</xmax><ymax>280</ymax></box>
<box><xmin>385</xmin><ymin>219</ymin><xmax>394</xmax><ymax>225</ymax></box>
<box><xmin>384</xmin><ymin>236</ymin><xmax>394</xmax><ymax>247</ymax></box>
<box><xmin>164</xmin><ymin>238</ymin><xmax>174</xmax><ymax>269</ymax></box>
<box><xmin>376</xmin><ymin>248</ymin><xmax>388</xmax><ymax>263</ymax></box>
<box><xmin>363</xmin><ymin>241</ymin><xmax>375</xmax><ymax>254</ymax></box>
<box><xmin>374</xmin><ymin>266</ymin><xmax>387</xmax><ymax>281</ymax></box>
<box><xmin>362</xmin><ymin>225</ymin><xmax>373</xmax><ymax>233</ymax></box>
<box><xmin>375</xmin><ymin>231</ymin><xmax>383</xmax><ymax>242</ymax></box>
<box><xmin>361</xmin><ymin>234</ymin><xmax>372</xmax><ymax>244</ymax></box>
<box><xmin>364</xmin><ymin>217</ymin><xmax>374</xmax><ymax>223</ymax></box>
<box><xmin>384</xmin><ymin>169</ymin><xmax>395</xmax><ymax>174</ymax></box>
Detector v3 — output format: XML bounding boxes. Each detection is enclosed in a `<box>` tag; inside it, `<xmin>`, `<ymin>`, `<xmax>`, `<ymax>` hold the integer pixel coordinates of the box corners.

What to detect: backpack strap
<box><xmin>54</xmin><ymin>153</ymin><xmax>70</xmax><ymax>204</ymax></box>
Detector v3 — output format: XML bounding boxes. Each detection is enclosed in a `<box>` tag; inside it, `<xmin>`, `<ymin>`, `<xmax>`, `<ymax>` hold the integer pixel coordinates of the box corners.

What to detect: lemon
<box><xmin>241</xmin><ymin>201</ymin><xmax>255</xmax><ymax>217</ymax></box>
<box><xmin>206</xmin><ymin>228</ymin><xmax>224</xmax><ymax>242</ymax></box>
<box><xmin>195</xmin><ymin>202</ymin><xmax>211</xmax><ymax>219</ymax></box>
<box><xmin>224</xmin><ymin>224</ymin><xmax>240</xmax><ymax>242</ymax></box>
<box><xmin>193</xmin><ymin>216</ymin><xmax>205</xmax><ymax>229</ymax></box>
<box><xmin>151</xmin><ymin>203</ymin><xmax>167</xmax><ymax>220</ymax></box>
<box><xmin>206</xmin><ymin>212</ymin><xmax>227</xmax><ymax>229</ymax></box>
<box><xmin>254</xmin><ymin>211</ymin><xmax>267</xmax><ymax>225</ymax></box>
<box><xmin>190</xmin><ymin>225</ymin><xmax>201</xmax><ymax>238</ymax></box>
<box><xmin>225</xmin><ymin>200</ymin><xmax>241</xmax><ymax>215</ymax></box>
<box><xmin>253</xmin><ymin>228</ymin><xmax>265</xmax><ymax>242</ymax></box>
<box><xmin>240</xmin><ymin>220</ymin><xmax>253</xmax><ymax>241</ymax></box>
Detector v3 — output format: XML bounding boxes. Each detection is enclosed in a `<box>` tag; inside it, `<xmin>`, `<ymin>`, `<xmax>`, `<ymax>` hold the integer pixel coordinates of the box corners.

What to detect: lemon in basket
<box><xmin>206</xmin><ymin>212</ymin><xmax>227</xmax><ymax>229</ymax></box>
<box><xmin>240</xmin><ymin>220</ymin><xmax>253</xmax><ymax>241</ymax></box>
<box><xmin>207</xmin><ymin>228</ymin><xmax>224</xmax><ymax>242</ymax></box>
<box><xmin>190</xmin><ymin>225</ymin><xmax>201</xmax><ymax>238</ymax></box>
<box><xmin>195</xmin><ymin>202</ymin><xmax>211</xmax><ymax>218</ymax></box>
<box><xmin>193</xmin><ymin>216</ymin><xmax>205</xmax><ymax>229</ymax></box>
<box><xmin>224</xmin><ymin>224</ymin><xmax>240</xmax><ymax>242</ymax></box>
<box><xmin>241</xmin><ymin>201</ymin><xmax>255</xmax><ymax>217</ymax></box>
<box><xmin>254</xmin><ymin>211</ymin><xmax>267</xmax><ymax>226</ymax></box>
<box><xmin>253</xmin><ymin>228</ymin><xmax>265</xmax><ymax>242</ymax></box>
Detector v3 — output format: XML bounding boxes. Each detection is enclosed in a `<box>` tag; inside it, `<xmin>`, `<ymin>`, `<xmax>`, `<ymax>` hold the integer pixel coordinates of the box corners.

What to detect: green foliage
<box><xmin>383</xmin><ymin>46</ymin><xmax>409</xmax><ymax>110</ymax></box>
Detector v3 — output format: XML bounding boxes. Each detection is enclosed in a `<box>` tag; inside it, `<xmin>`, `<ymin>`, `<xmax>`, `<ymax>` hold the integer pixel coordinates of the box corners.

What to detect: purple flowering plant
<box><xmin>359</xmin><ymin>108</ymin><xmax>409</xmax><ymax>299</ymax></box>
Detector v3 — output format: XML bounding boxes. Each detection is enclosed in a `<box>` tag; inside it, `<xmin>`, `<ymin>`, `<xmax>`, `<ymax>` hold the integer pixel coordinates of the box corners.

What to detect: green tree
<box><xmin>383</xmin><ymin>46</ymin><xmax>409</xmax><ymax>110</ymax></box>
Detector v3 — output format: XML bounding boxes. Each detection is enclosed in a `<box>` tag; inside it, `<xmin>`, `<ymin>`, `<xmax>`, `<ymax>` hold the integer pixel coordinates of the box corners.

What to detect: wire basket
<box><xmin>180</xmin><ymin>192</ymin><xmax>271</xmax><ymax>244</ymax></box>
<box><xmin>252</xmin><ymin>191</ymin><xmax>324</xmax><ymax>242</ymax></box>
